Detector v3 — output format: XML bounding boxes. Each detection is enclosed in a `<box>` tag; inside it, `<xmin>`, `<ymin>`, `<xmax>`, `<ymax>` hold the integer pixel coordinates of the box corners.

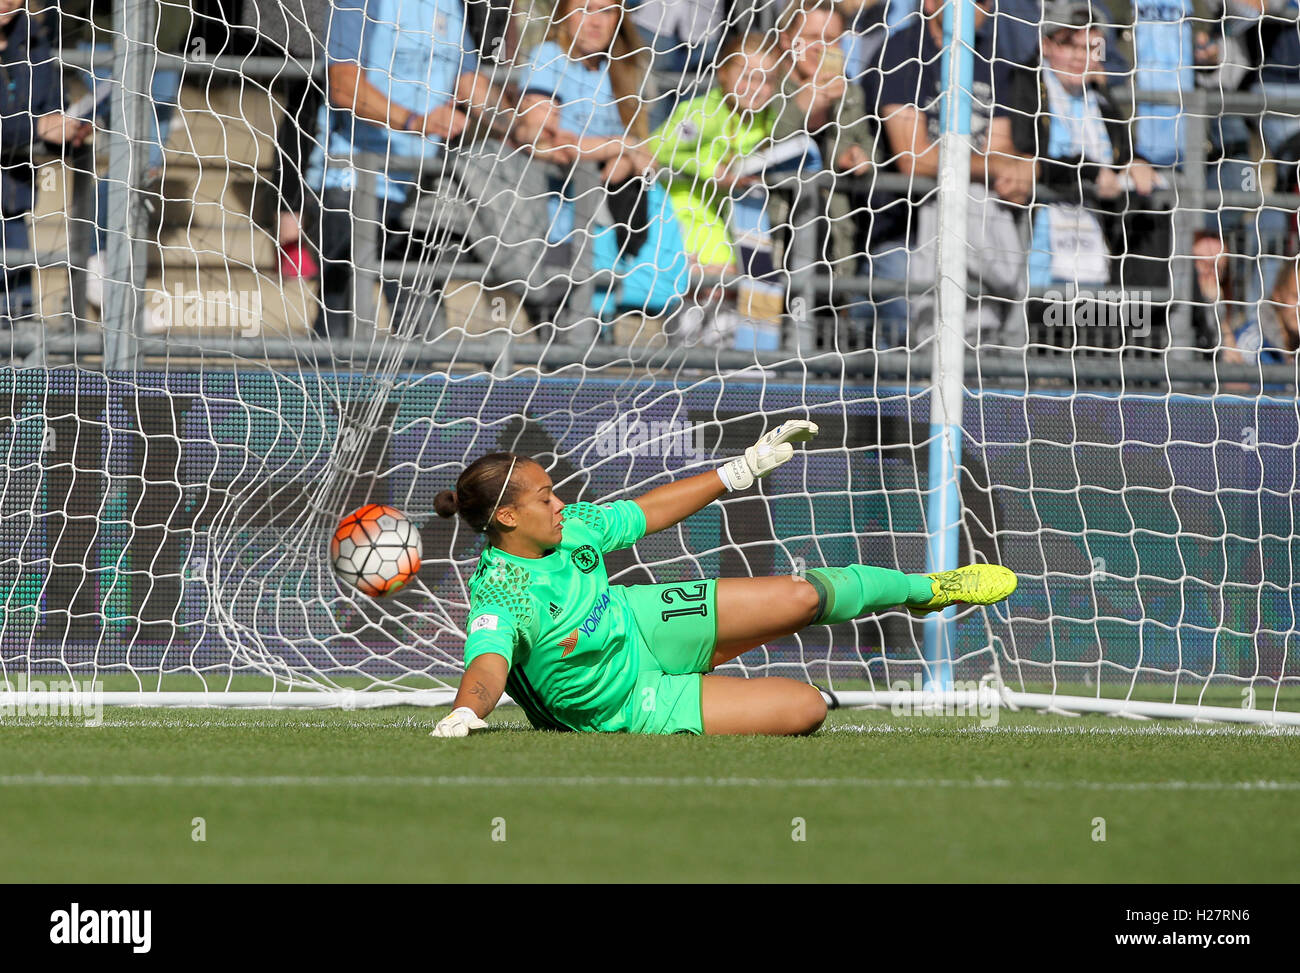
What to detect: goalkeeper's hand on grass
<box><xmin>717</xmin><ymin>420</ymin><xmax>819</xmax><ymax>492</ymax></box>
<box><xmin>431</xmin><ymin>706</ymin><xmax>489</xmax><ymax>738</ymax></box>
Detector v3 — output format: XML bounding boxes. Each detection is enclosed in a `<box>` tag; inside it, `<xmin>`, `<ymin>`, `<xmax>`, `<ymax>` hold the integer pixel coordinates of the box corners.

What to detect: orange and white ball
<box><xmin>330</xmin><ymin>504</ymin><xmax>423</xmax><ymax>597</ymax></box>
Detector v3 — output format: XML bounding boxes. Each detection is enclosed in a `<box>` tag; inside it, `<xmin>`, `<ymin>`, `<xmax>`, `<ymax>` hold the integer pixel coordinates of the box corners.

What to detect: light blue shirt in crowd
<box><xmin>518</xmin><ymin>41</ymin><xmax>627</xmax><ymax>140</ymax></box>
<box><xmin>1132</xmin><ymin>0</ymin><xmax>1194</xmax><ymax>167</ymax></box>
<box><xmin>515</xmin><ymin>42</ymin><xmax>627</xmax><ymax>245</ymax></box>
<box><xmin>1028</xmin><ymin>84</ymin><xmax>1115</xmax><ymax>288</ymax></box>
<box><xmin>309</xmin><ymin>0</ymin><xmax>479</xmax><ymax>200</ymax></box>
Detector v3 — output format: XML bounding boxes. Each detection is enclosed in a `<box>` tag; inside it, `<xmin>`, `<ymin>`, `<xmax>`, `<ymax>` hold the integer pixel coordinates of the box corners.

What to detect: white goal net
<box><xmin>0</xmin><ymin>0</ymin><xmax>1298</xmax><ymax>723</ymax></box>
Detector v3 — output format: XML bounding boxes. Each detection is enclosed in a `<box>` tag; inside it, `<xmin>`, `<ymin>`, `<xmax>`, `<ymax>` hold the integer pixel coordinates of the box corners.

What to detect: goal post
<box><xmin>922</xmin><ymin>0</ymin><xmax>976</xmax><ymax>693</ymax></box>
<box><xmin>0</xmin><ymin>0</ymin><xmax>1298</xmax><ymax>726</ymax></box>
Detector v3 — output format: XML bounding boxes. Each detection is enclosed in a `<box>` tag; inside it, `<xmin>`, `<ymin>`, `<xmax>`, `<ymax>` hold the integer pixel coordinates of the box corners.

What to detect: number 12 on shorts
<box><xmin>659</xmin><ymin>583</ymin><xmax>709</xmax><ymax>622</ymax></box>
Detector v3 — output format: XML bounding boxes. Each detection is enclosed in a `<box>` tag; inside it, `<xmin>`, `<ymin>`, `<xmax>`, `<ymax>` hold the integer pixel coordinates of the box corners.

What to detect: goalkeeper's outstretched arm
<box><xmin>634</xmin><ymin>420</ymin><xmax>819</xmax><ymax>534</ymax></box>
<box><xmin>634</xmin><ymin>470</ymin><xmax>727</xmax><ymax>535</ymax></box>
<box><xmin>433</xmin><ymin>653</ymin><xmax>508</xmax><ymax>737</ymax></box>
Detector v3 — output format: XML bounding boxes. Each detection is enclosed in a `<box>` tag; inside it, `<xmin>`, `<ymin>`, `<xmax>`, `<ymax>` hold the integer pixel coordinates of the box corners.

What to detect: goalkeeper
<box><xmin>432</xmin><ymin>422</ymin><xmax>1016</xmax><ymax>737</ymax></box>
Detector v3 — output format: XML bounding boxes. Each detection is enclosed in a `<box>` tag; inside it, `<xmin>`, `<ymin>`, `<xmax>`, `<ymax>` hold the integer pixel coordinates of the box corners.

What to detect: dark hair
<box><xmin>435</xmin><ymin>452</ymin><xmax>529</xmax><ymax>534</ymax></box>
<box><xmin>1193</xmin><ymin>230</ymin><xmax>1233</xmax><ymax>301</ymax></box>
<box><xmin>1040</xmin><ymin>0</ymin><xmax>1102</xmax><ymax>40</ymax></box>
<box><xmin>1272</xmin><ymin>255</ymin><xmax>1300</xmax><ymax>302</ymax></box>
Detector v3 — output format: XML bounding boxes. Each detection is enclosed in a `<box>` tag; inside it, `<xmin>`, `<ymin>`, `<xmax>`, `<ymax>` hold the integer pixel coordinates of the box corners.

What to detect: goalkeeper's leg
<box><xmin>699</xmin><ymin>675</ymin><xmax>827</xmax><ymax>735</ymax></box>
<box><xmin>710</xmin><ymin>564</ymin><xmax>1016</xmax><ymax>667</ymax></box>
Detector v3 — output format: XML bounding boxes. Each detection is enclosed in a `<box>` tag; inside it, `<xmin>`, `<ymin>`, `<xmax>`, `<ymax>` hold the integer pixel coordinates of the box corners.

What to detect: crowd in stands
<box><xmin>0</xmin><ymin>0</ymin><xmax>1297</xmax><ymax>361</ymax></box>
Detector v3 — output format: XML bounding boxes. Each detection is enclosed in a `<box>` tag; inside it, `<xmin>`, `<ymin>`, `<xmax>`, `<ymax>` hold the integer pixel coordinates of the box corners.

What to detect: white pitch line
<box><xmin>0</xmin><ymin>774</ymin><xmax>1298</xmax><ymax>792</ymax></box>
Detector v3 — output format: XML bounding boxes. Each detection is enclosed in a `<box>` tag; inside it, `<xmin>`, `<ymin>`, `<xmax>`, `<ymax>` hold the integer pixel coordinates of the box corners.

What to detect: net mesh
<box><xmin>0</xmin><ymin>0</ymin><xmax>1298</xmax><ymax>714</ymax></box>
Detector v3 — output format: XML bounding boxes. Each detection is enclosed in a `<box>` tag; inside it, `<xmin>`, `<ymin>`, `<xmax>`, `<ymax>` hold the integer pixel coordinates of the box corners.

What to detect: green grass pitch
<box><xmin>2</xmin><ymin>706</ymin><xmax>1298</xmax><ymax>883</ymax></box>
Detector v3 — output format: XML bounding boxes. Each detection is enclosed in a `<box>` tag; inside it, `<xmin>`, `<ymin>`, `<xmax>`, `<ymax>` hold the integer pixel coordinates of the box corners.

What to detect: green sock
<box><xmin>804</xmin><ymin>566</ymin><xmax>935</xmax><ymax>625</ymax></box>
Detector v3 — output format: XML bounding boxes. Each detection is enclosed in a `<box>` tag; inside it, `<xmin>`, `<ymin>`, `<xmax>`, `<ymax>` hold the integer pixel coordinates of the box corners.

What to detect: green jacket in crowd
<box><xmin>650</xmin><ymin>87</ymin><xmax>777</xmax><ymax>269</ymax></box>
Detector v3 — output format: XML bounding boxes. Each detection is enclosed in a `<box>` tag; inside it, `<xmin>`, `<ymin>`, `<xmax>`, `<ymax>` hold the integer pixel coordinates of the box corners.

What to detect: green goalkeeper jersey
<box><xmin>462</xmin><ymin>500</ymin><xmax>649</xmax><ymax>731</ymax></box>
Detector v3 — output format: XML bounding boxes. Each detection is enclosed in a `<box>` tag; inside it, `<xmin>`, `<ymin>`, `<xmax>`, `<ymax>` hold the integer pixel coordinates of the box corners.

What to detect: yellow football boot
<box><xmin>908</xmin><ymin>564</ymin><xmax>1018</xmax><ymax>616</ymax></box>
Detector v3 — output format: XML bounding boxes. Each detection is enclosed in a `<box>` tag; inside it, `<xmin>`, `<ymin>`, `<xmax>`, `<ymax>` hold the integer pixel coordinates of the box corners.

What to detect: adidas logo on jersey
<box><xmin>548</xmin><ymin>601</ymin><xmax>563</xmax><ymax>619</ymax></box>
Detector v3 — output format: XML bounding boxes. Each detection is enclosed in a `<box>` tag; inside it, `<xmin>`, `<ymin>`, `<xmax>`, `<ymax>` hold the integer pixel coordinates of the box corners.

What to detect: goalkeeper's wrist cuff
<box><xmin>717</xmin><ymin>457</ymin><xmax>752</xmax><ymax>493</ymax></box>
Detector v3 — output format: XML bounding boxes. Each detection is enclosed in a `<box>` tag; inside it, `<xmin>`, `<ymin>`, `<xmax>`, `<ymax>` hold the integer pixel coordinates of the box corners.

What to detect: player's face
<box><xmin>498</xmin><ymin>462</ymin><xmax>565</xmax><ymax>550</ymax></box>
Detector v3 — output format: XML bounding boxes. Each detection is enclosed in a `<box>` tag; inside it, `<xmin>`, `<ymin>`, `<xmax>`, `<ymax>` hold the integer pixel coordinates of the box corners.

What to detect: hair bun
<box><xmin>433</xmin><ymin>489</ymin><xmax>459</xmax><ymax>519</ymax></box>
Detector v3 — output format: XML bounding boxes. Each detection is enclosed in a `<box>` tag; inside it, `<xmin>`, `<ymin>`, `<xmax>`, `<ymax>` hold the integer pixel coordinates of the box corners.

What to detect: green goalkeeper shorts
<box><xmin>616</xmin><ymin>579</ymin><xmax>719</xmax><ymax>736</ymax></box>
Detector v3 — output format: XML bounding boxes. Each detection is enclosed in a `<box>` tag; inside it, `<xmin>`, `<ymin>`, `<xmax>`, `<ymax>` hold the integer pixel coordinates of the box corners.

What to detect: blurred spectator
<box><xmin>516</xmin><ymin>0</ymin><xmax>690</xmax><ymax>319</ymax></box>
<box><xmin>82</xmin><ymin>1</ymin><xmax>186</xmax><ymax>312</ymax></box>
<box><xmin>884</xmin><ymin>0</ymin><xmax>1125</xmax><ymax>76</ymax></box>
<box><xmin>1019</xmin><ymin>3</ymin><xmax>1164</xmax><ymax>291</ymax></box>
<box><xmin>651</xmin><ymin>33</ymin><xmax>790</xmax><ymax>329</ymax></box>
<box><xmin>1240</xmin><ymin>0</ymin><xmax>1300</xmax><ymax>179</ymax></box>
<box><xmin>628</xmin><ymin>0</ymin><xmax>728</xmax><ymax>130</ymax></box>
<box><xmin>980</xmin><ymin>0</ymin><xmax>1046</xmax><ymax>67</ymax></box>
<box><xmin>771</xmin><ymin>0</ymin><xmax>870</xmax><ymax>270</ymax></box>
<box><xmin>243</xmin><ymin>0</ymin><xmax>335</xmax><ymax>280</ymax></box>
<box><xmin>308</xmin><ymin>0</ymin><xmax>578</xmax><ymax>337</ymax></box>
<box><xmin>835</xmin><ymin>0</ymin><xmax>889</xmax><ymax>82</ymax></box>
<box><xmin>867</xmin><ymin>0</ymin><xmax>1032</xmax><ymax>343</ymax></box>
<box><xmin>518</xmin><ymin>0</ymin><xmax>655</xmax><ymax>206</ymax></box>
<box><xmin>0</xmin><ymin>0</ymin><xmax>89</xmax><ymax>324</ymax></box>
<box><xmin>1128</xmin><ymin>0</ymin><xmax>1196</xmax><ymax>169</ymax></box>
<box><xmin>1191</xmin><ymin>0</ymin><xmax>1300</xmax><ymax>323</ymax></box>
<box><xmin>1244</xmin><ymin>0</ymin><xmax>1299</xmax><ymax>308</ymax></box>
<box><xmin>1197</xmin><ymin>1</ymin><xmax>1262</xmax><ymax>240</ymax></box>
<box><xmin>1194</xmin><ymin>1</ymin><xmax>1262</xmax><ymax>93</ymax></box>
<box><xmin>995</xmin><ymin>0</ymin><xmax>1135</xmax><ymax>84</ymax></box>
<box><xmin>1190</xmin><ymin>229</ymin><xmax>1246</xmax><ymax>353</ymax></box>
<box><xmin>1224</xmin><ymin>252</ymin><xmax>1299</xmax><ymax>362</ymax></box>
<box><xmin>629</xmin><ymin>0</ymin><xmax>725</xmax><ymax>75</ymax></box>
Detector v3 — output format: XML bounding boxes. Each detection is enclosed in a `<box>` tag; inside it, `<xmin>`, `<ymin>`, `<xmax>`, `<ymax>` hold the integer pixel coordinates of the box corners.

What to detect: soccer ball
<box><xmin>330</xmin><ymin>504</ymin><xmax>423</xmax><ymax>597</ymax></box>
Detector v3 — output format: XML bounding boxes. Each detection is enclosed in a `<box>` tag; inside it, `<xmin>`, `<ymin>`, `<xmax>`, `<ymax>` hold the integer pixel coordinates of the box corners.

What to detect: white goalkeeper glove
<box><xmin>431</xmin><ymin>706</ymin><xmax>489</xmax><ymax>738</ymax></box>
<box><xmin>717</xmin><ymin>420</ymin><xmax>819</xmax><ymax>492</ymax></box>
